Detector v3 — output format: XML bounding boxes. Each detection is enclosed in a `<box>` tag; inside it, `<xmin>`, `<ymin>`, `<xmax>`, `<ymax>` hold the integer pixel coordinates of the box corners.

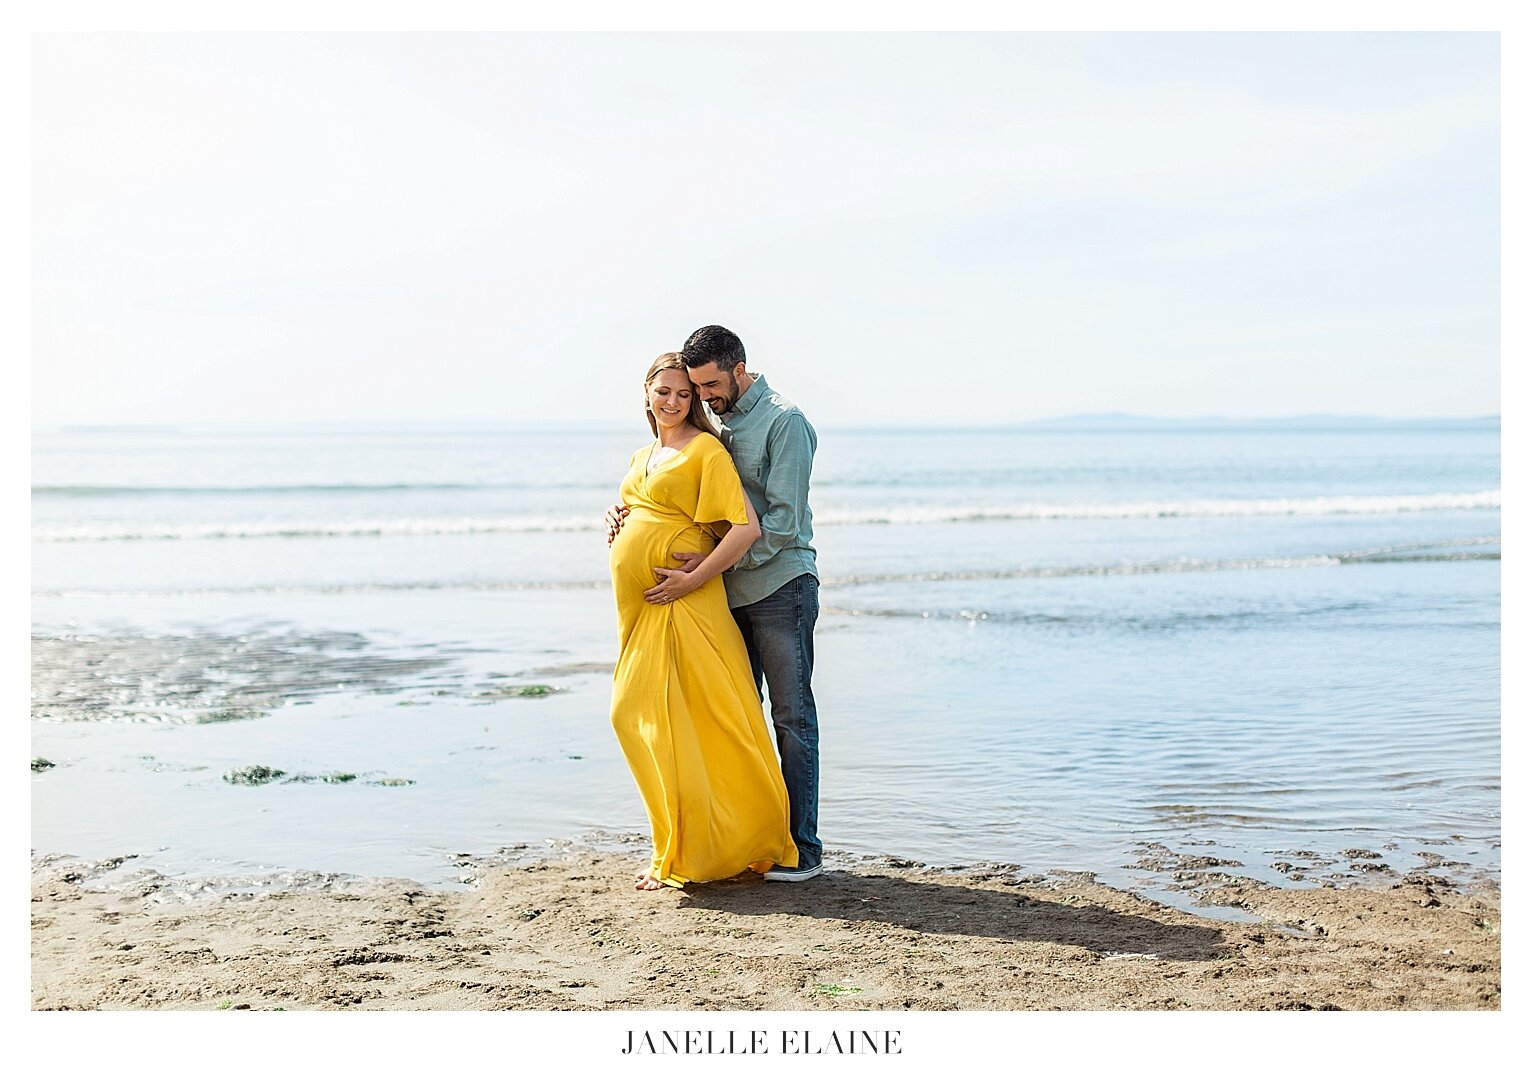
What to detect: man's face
<box><xmin>686</xmin><ymin>360</ymin><xmax>741</xmax><ymax>415</ymax></box>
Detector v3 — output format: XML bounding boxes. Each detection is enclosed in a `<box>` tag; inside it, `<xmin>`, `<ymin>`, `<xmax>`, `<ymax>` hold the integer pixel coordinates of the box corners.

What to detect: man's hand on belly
<box><xmin>669</xmin><ymin>551</ymin><xmax>707</xmax><ymax>574</ymax></box>
<box><xmin>605</xmin><ymin>503</ymin><xmax>629</xmax><ymax>546</ymax></box>
<box><xmin>645</xmin><ymin>567</ymin><xmax>702</xmax><ymax>604</ymax></box>
<box><xmin>642</xmin><ymin>551</ymin><xmax>710</xmax><ymax>603</ymax></box>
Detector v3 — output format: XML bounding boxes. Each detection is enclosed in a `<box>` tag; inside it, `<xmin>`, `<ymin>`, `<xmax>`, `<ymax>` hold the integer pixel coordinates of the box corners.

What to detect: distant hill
<box><xmin>1010</xmin><ymin>413</ymin><xmax>1500</xmax><ymax>431</ymax></box>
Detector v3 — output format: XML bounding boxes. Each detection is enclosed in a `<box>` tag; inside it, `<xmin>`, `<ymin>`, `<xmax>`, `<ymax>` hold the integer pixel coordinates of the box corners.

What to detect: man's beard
<box><xmin>709</xmin><ymin>378</ymin><xmax>740</xmax><ymax>415</ymax></box>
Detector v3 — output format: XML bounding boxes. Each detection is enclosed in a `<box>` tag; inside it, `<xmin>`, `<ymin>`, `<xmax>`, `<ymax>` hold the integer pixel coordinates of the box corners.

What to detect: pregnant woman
<box><xmin>609</xmin><ymin>352</ymin><xmax>798</xmax><ymax>890</ymax></box>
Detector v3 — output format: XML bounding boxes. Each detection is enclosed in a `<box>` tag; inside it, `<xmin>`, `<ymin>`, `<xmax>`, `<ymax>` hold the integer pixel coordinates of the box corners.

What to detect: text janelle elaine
<box><xmin>621</xmin><ymin>1031</ymin><xmax>902</xmax><ymax>1055</ymax></box>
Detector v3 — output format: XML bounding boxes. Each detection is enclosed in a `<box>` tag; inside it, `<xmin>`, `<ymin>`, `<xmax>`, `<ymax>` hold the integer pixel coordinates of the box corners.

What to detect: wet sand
<box><xmin>29</xmin><ymin>606</ymin><xmax>1502</xmax><ymax>1014</ymax></box>
<box><xmin>29</xmin><ymin>609</ymin><xmax>1500</xmax><ymax>899</ymax></box>
<box><xmin>31</xmin><ymin>848</ymin><xmax>1498</xmax><ymax>1011</ymax></box>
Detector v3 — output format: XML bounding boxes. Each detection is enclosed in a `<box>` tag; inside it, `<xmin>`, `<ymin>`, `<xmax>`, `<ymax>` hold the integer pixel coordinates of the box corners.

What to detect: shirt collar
<box><xmin>730</xmin><ymin>372</ymin><xmax>768</xmax><ymax>419</ymax></box>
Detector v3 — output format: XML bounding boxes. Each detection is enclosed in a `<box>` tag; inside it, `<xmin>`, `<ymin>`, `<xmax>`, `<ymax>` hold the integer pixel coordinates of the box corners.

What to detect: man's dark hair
<box><xmin>680</xmin><ymin>325</ymin><xmax>746</xmax><ymax>372</ymax></box>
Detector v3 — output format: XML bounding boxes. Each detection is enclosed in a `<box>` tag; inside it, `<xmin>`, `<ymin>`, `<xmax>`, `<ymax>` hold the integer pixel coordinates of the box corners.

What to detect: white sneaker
<box><xmin>764</xmin><ymin>862</ymin><xmax>823</xmax><ymax>882</ymax></box>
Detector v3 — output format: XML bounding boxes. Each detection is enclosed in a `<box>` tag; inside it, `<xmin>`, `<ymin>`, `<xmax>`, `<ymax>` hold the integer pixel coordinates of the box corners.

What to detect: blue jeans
<box><xmin>731</xmin><ymin>573</ymin><xmax>822</xmax><ymax>868</ymax></box>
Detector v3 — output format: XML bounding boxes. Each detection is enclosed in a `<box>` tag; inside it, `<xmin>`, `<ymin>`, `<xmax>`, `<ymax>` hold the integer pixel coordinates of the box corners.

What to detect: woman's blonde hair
<box><xmin>644</xmin><ymin>352</ymin><xmax>721</xmax><ymax>440</ymax></box>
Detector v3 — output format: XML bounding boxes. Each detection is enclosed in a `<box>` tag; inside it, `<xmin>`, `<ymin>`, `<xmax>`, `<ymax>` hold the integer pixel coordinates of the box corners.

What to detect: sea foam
<box><xmin>32</xmin><ymin>490</ymin><xmax>1500</xmax><ymax>542</ymax></box>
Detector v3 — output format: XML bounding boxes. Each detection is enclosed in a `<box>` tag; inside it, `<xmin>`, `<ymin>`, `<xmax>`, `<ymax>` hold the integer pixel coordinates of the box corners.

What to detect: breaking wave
<box><xmin>33</xmin><ymin>490</ymin><xmax>1499</xmax><ymax>542</ymax></box>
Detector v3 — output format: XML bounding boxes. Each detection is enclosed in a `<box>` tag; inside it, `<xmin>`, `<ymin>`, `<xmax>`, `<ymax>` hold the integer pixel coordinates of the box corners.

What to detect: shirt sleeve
<box><xmin>735</xmin><ymin>411</ymin><xmax>813</xmax><ymax>572</ymax></box>
<box><xmin>691</xmin><ymin>437</ymin><xmax>749</xmax><ymax>528</ymax></box>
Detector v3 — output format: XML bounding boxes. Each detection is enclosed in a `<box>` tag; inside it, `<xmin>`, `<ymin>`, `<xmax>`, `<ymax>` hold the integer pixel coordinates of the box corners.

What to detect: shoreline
<box><xmin>31</xmin><ymin>846</ymin><xmax>1499</xmax><ymax>1011</ymax></box>
<box><xmin>30</xmin><ymin>597</ymin><xmax>1501</xmax><ymax>908</ymax></box>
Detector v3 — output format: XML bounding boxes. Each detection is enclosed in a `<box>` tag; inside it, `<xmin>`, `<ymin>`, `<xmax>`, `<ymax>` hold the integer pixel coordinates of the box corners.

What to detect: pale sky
<box><xmin>31</xmin><ymin>31</ymin><xmax>1499</xmax><ymax>427</ymax></box>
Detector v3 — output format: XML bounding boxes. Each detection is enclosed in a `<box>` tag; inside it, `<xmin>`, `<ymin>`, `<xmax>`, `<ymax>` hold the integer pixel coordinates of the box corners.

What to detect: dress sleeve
<box><xmin>619</xmin><ymin>445</ymin><xmax>648</xmax><ymax>506</ymax></box>
<box><xmin>691</xmin><ymin>437</ymin><xmax>749</xmax><ymax>528</ymax></box>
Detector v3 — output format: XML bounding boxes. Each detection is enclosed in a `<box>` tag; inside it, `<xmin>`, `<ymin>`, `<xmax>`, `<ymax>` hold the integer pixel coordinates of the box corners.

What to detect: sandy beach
<box><xmin>31</xmin><ymin>846</ymin><xmax>1498</xmax><ymax>1012</ymax></box>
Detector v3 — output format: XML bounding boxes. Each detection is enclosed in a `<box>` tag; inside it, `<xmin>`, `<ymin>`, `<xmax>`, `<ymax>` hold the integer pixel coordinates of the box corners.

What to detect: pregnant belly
<box><xmin>610</xmin><ymin>513</ymin><xmax>715</xmax><ymax>593</ymax></box>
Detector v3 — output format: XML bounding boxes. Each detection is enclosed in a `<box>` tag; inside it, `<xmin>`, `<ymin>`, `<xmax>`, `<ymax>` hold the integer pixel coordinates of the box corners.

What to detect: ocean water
<box><xmin>31</xmin><ymin>422</ymin><xmax>1500</xmax><ymax>913</ymax></box>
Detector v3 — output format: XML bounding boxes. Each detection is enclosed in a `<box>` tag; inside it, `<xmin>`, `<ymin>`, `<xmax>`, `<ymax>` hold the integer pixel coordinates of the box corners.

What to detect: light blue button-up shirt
<box><xmin>718</xmin><ymin>372</ymin><xmax>818</xmax><ymax>609</ymax></box>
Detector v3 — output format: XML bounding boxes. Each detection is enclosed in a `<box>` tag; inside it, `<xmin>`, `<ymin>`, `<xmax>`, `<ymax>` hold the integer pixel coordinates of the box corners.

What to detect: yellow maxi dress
<box><xmin>609</xmin><ymin>432</ymin><xmax>798</xmax><ymax>887</ymax></box>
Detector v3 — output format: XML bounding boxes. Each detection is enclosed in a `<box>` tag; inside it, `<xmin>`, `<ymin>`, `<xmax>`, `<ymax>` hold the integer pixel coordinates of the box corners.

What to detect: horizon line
<box><xmin>31</xmin><ymin>411</ymin><xmax>1502</xmax><ymax>434</ymax></box>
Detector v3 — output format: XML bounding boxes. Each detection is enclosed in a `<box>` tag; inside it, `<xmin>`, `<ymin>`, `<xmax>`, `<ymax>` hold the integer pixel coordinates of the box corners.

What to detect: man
<box><xmin>607</xmin><ymin>325</ymin><xmax>823</xmax><ymax>882</ymax></box>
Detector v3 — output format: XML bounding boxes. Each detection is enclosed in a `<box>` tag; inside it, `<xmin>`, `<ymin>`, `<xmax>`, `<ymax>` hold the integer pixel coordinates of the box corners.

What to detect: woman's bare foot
<box><xmin>635</xmin><ymin>873</ymin><xmax>666</xmax><ymax>891</ymax></box>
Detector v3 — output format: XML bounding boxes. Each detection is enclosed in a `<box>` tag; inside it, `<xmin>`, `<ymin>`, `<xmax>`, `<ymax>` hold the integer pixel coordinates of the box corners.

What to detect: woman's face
<box><xmin>647</xmin><ymin>369</ymin><xmax>694</xmax><ymax>431</ymax></box>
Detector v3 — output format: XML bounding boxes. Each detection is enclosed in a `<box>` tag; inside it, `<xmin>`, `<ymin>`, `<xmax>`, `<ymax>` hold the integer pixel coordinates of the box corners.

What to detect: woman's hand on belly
<box><xmin>642</xmin><ymin>536</ymin><xmax>716</xmax><ymax>603</ymax></box>
<box><xmin>644</xmin><ymin>566</ymin><xmax>705</xmax><ymax>605</ymax></box>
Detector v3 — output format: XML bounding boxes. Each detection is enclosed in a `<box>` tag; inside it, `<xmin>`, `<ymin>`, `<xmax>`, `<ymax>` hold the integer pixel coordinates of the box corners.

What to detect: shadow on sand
<box><xmin>679</xmin><ymin>869</ymin><xmax>1227</xmax><ymax>962</ymax></box>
